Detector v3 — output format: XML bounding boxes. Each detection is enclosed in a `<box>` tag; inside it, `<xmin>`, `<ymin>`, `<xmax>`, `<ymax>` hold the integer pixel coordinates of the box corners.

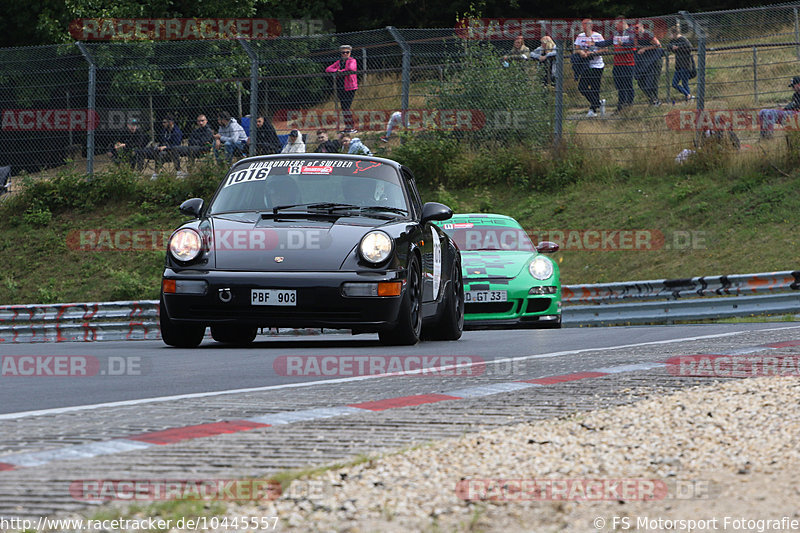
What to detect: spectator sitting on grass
<box><xmin>171</xmin><ymin>114</ymin><xmax>214</xmax><ymax>174</ymax></box>
<box><xmin>315</xmin><ymin>130</ymin><xmax>341</xmax><ymax>153</ymax></box>
<box><xmin>213</xmin><ymin>110</ymin><xmax>247</xmax><ymax>162</ymax></box>
<box><xmin>758</xmin><ymin>76</ymin><xmax>800</xmax><ymax>138</ymax></box>
<box><xmin>341</xmin><ymin>134</ymin><xmax>372</xmax><ymax>156</ymax></box>
<box><xmin>107</xmin><ymin>117</ymin><xmax>148</xmax><ymax>170</ymax></box>
<box><xmin>281</xmin><ymin>130</ymin><xmax>306</xmax><ymax>153</ymax></box>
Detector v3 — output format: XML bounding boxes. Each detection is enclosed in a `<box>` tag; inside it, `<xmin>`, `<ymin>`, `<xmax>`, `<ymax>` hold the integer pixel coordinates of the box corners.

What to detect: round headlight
<box><xmin>359</xmin><ymin>231</ymin><xmax>393</xmax><ymax>264</ymax></box>
<box><xmin>529</xmin><ymin>256</ymin><xmax>554</xmax><ymax>280</ymax></box>
<box><xmin>169</xmin><ymin>228</ymin><xmax>203</xmax><ymax>262</ymax></box>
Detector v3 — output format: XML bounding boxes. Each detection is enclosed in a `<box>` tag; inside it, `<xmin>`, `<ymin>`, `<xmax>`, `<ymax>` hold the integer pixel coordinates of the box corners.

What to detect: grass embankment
<box><xmin>1</xmin><ymin>151</ymin><xmax>798</xmax><ymax>305</ymax></box>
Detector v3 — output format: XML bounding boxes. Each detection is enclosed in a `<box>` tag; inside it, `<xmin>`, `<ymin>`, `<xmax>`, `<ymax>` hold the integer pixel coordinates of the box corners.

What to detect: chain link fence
<box><xmin>1</xmin><ymin>4</ymin><xmax>799</xmax><ymax>184</ymax></box>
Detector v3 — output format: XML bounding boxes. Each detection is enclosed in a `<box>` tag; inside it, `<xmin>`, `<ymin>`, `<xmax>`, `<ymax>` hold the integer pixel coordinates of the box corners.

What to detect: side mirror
<box><xmin>421</xmin><ymin>202</ymin><xmax>453</xmax><ymax>224</ymax></box>
<box><xmin>179</xmin><ymin>198</ymin><xmax>204</xmax><ymax>218</ymax></box>
<box><xmin>536</xmin><ymin>241</ymin><xmax>559</xmax><ymax>253</ymax></box>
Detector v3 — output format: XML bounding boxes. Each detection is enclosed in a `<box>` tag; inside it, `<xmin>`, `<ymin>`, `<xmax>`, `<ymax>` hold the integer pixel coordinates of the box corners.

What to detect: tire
<box><xmin>159</xmin><ymin>298</ymin><xmax>205</xmax><ymax>348</ymax></box>
<box><xmin>211</xmin><ymin>325</ymin><xmax>258</xmax><ymax>345</ymax></box>
<box><xmin>379</xmin><ymin>254</ymin><xmax>422</xmax><ymax>346</ymax></box>
<box><xmin>423</xmin><ymin>258</ymin><xmax>464</xmax><ymax>341</ymax></box>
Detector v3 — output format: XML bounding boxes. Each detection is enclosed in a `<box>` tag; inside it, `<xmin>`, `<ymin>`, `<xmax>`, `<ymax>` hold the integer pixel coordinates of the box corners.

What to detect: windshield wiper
<box><xmin>268</xmin><ymin>202</ymin><xmax>359</xmax><ymax>215</ymax></box>
<box><xmin>357</xmin><ymin>206</ymin><xmax>408</xmax><ymax>216</ymax></box>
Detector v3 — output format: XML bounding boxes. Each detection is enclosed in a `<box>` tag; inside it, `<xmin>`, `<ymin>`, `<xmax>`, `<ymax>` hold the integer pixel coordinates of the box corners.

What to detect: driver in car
<box><xmin>264</xmin><ymin>176</ymin><xmax>300</xmax><ymax>209</ymax></box>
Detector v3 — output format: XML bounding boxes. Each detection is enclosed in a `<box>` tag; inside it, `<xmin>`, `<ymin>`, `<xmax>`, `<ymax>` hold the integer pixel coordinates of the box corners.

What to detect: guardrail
<box><xmin>1</xmin><ymin>270</ymin><xmax>798</xmax><ymax>342</ymax></box>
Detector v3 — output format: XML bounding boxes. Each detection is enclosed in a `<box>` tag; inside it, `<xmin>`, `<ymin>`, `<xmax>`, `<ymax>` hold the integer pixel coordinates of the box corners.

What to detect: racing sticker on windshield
<box><xmin>299</xmin><ymin>165</ymin><xmax>333</xmax><ymax>175</ymax></box>
<box><xmin>443</xmin><ymin>222</ymin><xmax>474</xmax><ymax>230</ymax></box>
<box><xmin>431</xmin><ymin>227</ymin><xmax>442</xmax><ymax>299</ymax></box>
<box><xmin>353</xmin><ymin>161</ymin><xmax>382</xmax><ymax>174</ymax></box>
<box><xmin>223</xmin><ymin>161</ymin><xmax>272</xmax><ymax>187</ymax></box>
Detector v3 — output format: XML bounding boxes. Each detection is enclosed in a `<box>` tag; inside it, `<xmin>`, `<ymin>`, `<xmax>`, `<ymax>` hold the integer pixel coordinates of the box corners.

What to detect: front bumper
<box><xmin>463</xmin><ymin>283</ymin><xmax>561</xmax><ymax>329</ymax></box>
<box><xmin>162</xmin><ymin>268</ymin><xmax>405</xmax><ymax>331</ymax></box>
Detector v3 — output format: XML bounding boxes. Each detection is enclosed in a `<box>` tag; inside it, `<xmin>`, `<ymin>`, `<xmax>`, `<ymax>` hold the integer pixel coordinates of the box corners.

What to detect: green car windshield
<box><xmin>440</xmin><ymin>222</ymin><xmax>535</xmax><ymax>251</ymax></box>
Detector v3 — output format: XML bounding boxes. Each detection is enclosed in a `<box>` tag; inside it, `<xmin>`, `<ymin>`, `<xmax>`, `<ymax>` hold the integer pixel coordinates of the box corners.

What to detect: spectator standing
<box><xmin>504</xmin><ymin>35</ymin><xmax>530</xmax><ymax>62</ymax></box>
<box><xmin>758</xmin><ymin>76</ymin><xmax>800</xmax><ymax>138</ymax></box>
<box><xmin>171</xmin><ymin>114</ymin><xmax>214</xmax><ymax>174</ymax></box>
<box><xmin>668</xmin><ymin>27</ymin><xmax>695</xmax><ymax>101</ymax></box>
<box><xmin>381</xmin><ymin>111</ymin><xmax>403</xmax><ymax>142</ymax></box>
<box><xmin>107</xmin><ymin>117</ymin><xmax>148</xmax><ymax>170</ymax></box>
<box><xmin>315</xmin><ymin>130</ymin><xmax>341</xmax><ymax>153</ymax></box>
<box><xmin>214</xmin><ymin>111</ymin><xmax>248</xmax><ymax>162</ymax></box>
<box><xmin>326</xmin><ymin>44</ymin><xmax>358</xmax><ymax>133</ymax></box>
<box><xmin>252</xmin><ymin>116</ymin><xmax>281</xmax><ymax>154</ymax></box>
<box><xmin>597</xmin><ymin>17</ymin><xmax>637</xmax><ymax>112</ymax></box>
<box><xmin>574</xmin><ymin>19</ymin><xmax>605</xmax><ymax>117</ymax></box>
<box><xmin>633</xmin><ymin>23</ymin><xmax>664</xmax><ymax>106</ymax></box>
<box><xmin>281</xmin><ymin>130</ymin><xmax>306</xmax><ymax>153</ymax></box>
<box><xmin>532</xmin><ymin>36</ymin><xmax>558</xmax><ymax>86</ymax></box>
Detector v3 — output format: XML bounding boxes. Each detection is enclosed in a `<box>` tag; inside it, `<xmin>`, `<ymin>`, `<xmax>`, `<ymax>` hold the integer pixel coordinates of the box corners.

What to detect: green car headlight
<box><xmin>529</xmin><ymin>256</ymin><xmax>554</xmax><ymax>280</ymax></box>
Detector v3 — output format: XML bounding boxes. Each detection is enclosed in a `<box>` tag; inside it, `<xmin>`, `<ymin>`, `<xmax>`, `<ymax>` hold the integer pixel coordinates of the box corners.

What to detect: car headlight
<box><xmin>359</xmin><ymin>231</ymin><xmax>393</xmax><ymax>264</ymax></box>
<box><xmin>529</xmin><ymin>256</ymin><xmax>554</xmax><ymax>280</ymax></box>
<box><xmin>169</xmin><ymin>228</ymin><xmax>203</xmax><ymax>262</ymax></box>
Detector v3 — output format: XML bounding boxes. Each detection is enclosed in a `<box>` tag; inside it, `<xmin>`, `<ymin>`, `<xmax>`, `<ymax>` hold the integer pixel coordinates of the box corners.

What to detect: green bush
<box><xmin>432</xmin><ymin>37</ymin><xmax>553</xmax><ymax>146</ymax></box>
<box><xmin>2</xmin><ymin>165</ymin><xmax>222</xmax><ymax>217</ymax></box>
<box><xmin>391</xmin><ymin>132</ymin><xmax>460</xmax><ymax>187</ymax></box>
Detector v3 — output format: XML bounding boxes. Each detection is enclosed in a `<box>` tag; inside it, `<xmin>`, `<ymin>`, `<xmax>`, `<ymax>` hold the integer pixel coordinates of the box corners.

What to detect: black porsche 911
<box><xmin>159</xmin><ymin>154</ymin><xmax>464</xmax><ymax>347</ymax></box>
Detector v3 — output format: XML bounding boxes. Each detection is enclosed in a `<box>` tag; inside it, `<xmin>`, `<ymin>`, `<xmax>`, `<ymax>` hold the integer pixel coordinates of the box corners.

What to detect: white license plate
<box><xmin>465</xmin><ymin>290</ymin><xmax>507</xmax><ymax>303</ymax></box>
<box><xmin>251</xmin><ymin>289</ymin><xmax>297</xmax><ymax>306</ymax></box>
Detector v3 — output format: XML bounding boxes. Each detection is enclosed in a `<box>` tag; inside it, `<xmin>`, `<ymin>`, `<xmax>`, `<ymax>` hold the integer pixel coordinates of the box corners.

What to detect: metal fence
<box><xmin>1</xmin><ymin>270</ymin><xmax>798</xmax><ymax>343</ymax></box>
<box><xmin>2</xmin><ymin>4</ymin><xmax>800</xmax><ymax>181</ymax></box>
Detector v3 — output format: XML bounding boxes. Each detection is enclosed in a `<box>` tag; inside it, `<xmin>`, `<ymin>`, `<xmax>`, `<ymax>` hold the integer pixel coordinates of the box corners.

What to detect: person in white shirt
<box><xmin>574</xmin><ymin>18</ymin><xmax>605</xmax><ymax>117</ymax></box>
<box><xmin>281</xmin><ymin>130</ymin><xmax>306</xmax><ymax>153</ymax></box>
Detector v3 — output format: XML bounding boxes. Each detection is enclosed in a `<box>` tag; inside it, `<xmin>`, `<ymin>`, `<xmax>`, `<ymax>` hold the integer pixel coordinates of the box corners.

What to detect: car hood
<box><xmin>460</xmin><ymin>250</ymin><xmax>535</xmax><ymax>279</ymax></box>
<box><xmin>210</xmin><ymin>213</ymin><xmax>394</xmax><ymax>271</ymax></box>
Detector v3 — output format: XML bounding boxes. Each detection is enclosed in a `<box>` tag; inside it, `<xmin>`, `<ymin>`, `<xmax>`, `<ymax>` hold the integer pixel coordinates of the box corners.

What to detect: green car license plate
<box><xmin>465</xmin><ymin>290</ymin><xmax>507</xmax><ymax>303</ymax></box>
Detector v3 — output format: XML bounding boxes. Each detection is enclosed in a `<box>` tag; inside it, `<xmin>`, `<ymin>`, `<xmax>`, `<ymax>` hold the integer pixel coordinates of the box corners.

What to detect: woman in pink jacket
<box><xmin>326</xmin><ymin>44</ymin><xmax>358</xmax><ymax>132</ymax></box>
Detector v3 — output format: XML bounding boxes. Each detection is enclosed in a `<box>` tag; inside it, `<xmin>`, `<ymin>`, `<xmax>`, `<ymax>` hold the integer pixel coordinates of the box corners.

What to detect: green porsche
<box><xmin>436</xmin><ymin>214</ymin><xmax>561</xmax><ymax>328</ymax></box>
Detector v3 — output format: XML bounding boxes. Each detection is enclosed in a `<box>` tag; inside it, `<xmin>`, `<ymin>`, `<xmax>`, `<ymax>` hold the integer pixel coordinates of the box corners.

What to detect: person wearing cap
<box><xmin>281</xmin><ymin>130</ymin><xmax>306</xmax><ymax>153</ymax></box>
<box><xmin>107</xmin><ymin>116</ymin><xmax>148</xmax><ymax>170</ymax></box>
<box><xmin>325</xmin><ymin>45</ymin><xmax>358</xmax><ymax>133</ymax></box>
<box><xmin>214</xmin><ymin>110</ymin><xmax>248</xmax><ymax>162</ymax></box>
<box><xmin>758</xmin><ymin>76</ymin><xmax>800</xmax><ymax>138</ymax></box>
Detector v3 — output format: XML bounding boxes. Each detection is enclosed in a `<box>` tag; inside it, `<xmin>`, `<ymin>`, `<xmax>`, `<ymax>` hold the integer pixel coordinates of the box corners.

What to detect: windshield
<box><xmin>208</xmin><ymin>158</ymin><xmax>408</xmax><ymax>215</ymax></box>
<box><xmin>440</xmin><ymin>221</ymin><xmax>535</xmax><ymax>251</ymax></box>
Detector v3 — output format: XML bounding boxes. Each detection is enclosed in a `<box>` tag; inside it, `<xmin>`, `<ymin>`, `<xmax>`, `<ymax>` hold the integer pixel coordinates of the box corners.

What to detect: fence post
<box><xmin>76</xmin><ymin>42</ymin><xmax>96</xmax><ymax>177</ymax></box>
<box><xmin>753</xmin><ymin>46</ymin><xmax>758</xmax><ymax>104</ymax></box>
<box><xmin>238</xmin><ymin>38</ymin><xmax>259</xmax><ymax>157</ymax></box>
<box><xmin>387</xmin><ymin>26</ymin><xmax>410</xmax><ymax>125</ymax></box>
<box><xmin>554</xmin><ymin>40</ymin><xmax>564</xmax><ymax>147</ymax></box>
<box><xmin>361</xmin><ymin>48</ymin><xmax>368</xmax><ymax>90</ymax></box>
<box><xmin>794</xmin><ymin>8</ymin><xmax>800</xmax><ymax>60</ymax></box>
<box><xmin>664</xmin><ymin>53</ymin><xmax>671</xmax><ymax>102</ymax></box>
<box><xmin>680</xmin><ymin>11</ymin><xmax>706</xmax><ymax>120</ymax></box>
